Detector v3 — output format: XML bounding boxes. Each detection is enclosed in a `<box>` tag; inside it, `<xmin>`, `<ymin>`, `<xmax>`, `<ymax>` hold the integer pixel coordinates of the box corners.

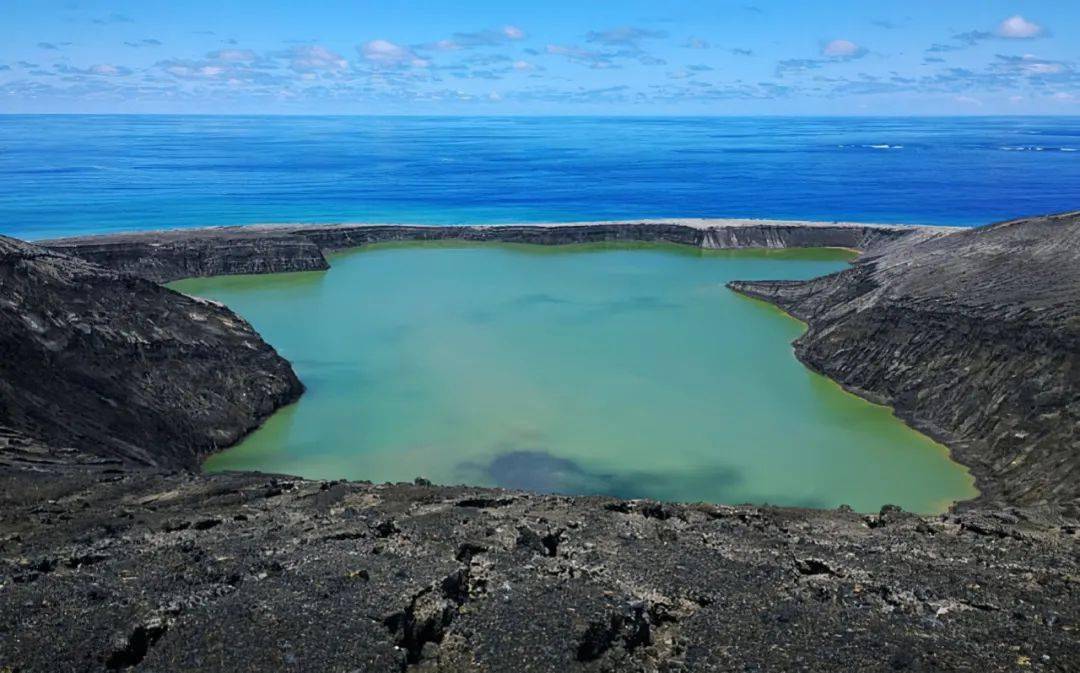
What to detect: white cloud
<box><xmin>953</xmin><ymin>95</ymin><xmax>983</xmax><ymax>106</ymax></box>
<box><xmin>207</xmin><ymin>49</ymin><xmax>258</xmax><ymax>63</ymax></box>
<box><xmin>997</xmin><ymin>15</ymin><xmax>1043</xmax><ymax>39</ymax></box>
<box><xmin>360</xmin><ymin>39</ymin><xmax>428</xmax><ymax>68</ymax></box>
<box><xmin>90</xmin><ymin>64</ymin><xmax>122</xmax><ymax>76</ymax></box>
<box><xmin>288</xmin><ymin>45</ymin><xmax>347</xmax><ymax>73</ymax></box>
<box><xmin>546</xmin><ymin>44</ymin><xmax>614</xmax><ymax>69</ymax></box>
<box><xmin>512</xmin><ymin>60</ymin><xmax>533</xmax><ymax>71</ymax></box>
<box><xmin>1052</xmin><ymin>92</ymin><xmax>1075</xmax><ymax>102</ymax></box>
<box><xmin>503</xmin><ymin>25</ymin><xmax>525</xmax><ymax>40</ymax></box>
<box><xmin>822</xmin><ymin>39</ymin><xmax>864</xmax><ymax>58</ymax></box>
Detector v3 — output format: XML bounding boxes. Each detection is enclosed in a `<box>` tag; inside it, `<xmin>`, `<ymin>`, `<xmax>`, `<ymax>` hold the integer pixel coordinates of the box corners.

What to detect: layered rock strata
<box><xmin>45</xmin><ymin>219</ymin><xmax>934</xmax><ymax>283</ymax></box>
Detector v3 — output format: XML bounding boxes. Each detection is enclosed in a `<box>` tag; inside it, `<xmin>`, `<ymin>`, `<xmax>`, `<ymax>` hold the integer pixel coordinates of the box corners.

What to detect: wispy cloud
<box><xmin>55</xmin><ymin>63</ymin><xmax>132</xmax><ymax>77</ymax></box>
<box><xmin>429</xmin><ymin>25</ymin><xmax>526</xmax><ymax>51</ymax></box>
<box><xmin>586</xmin><ymin>26</ymin><xmax>667</xmax><ymax>47</ymax></box>
<box><xmin>776</xmin><ymin>39</ymin><xmax>866</xmax><ymax>77</ymax></box>
<box><xmin>360</xmin><ymin>40</ymin><xmax>429</xmax><ymax>68</ymax></box>
<box><xmin>546</xmin><ymin>44</ymin><xmax>615</xmax><ymax>69</ymax></box>
<box><xmin>91</xmin><ymin>13</ymin><xmax>133</xmax><ymax>25</ymax></box>
<box><xmin>285</xmin><ymin>45</ymin><xmax>348</xmax><ymax>74</ymax></box>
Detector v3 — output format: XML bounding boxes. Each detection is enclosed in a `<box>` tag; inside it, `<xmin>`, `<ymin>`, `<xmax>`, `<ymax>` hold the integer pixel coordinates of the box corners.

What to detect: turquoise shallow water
<box><xmin>173</xmin><ymin>243</ymin><xmax>976</xmax><ymax>513</ymax></box>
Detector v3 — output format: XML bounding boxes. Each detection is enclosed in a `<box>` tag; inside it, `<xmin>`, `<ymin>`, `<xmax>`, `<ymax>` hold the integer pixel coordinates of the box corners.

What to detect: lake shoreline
<box><xmin>31</xmin><ymin>215</ymin><xmax>1056</xmax><ymax>514</ymax></box>
<box><xmin>179</xmin><ymin>243</ymin><xmax>973</xmax><ymax>514</ymax></box>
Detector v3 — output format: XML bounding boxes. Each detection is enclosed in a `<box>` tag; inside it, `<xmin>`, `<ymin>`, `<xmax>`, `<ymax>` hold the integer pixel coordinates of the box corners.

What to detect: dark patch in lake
<box><xmin>462</xmin><ymin>449</ymin><xmax>742</xmax><ymax>501</ymax></box>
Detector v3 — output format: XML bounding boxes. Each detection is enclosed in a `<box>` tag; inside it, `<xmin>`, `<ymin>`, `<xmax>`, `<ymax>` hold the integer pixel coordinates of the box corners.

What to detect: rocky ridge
<box><xmin>44</xmin><ymin>219</ymin><xmax>931</xmax><ymax>283</ymax></box>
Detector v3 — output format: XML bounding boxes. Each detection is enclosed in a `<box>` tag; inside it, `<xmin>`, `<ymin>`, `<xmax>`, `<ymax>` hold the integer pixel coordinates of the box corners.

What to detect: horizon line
<box><xmin>3</xmin><ymin>112</ymin><xmax>1080</xmax><ymax>118</ymax></box>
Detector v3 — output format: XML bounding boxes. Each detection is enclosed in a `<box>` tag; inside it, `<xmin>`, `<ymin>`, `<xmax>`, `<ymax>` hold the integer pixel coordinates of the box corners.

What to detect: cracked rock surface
<box><xmin>1</xmin><ymin>462</ymin><xmax>1077</xmax><ymax>672</ymax></box>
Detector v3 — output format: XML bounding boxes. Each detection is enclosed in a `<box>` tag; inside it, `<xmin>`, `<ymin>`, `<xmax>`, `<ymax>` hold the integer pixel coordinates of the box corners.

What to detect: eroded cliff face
<box><xmin>45</xmin><ymin>220</ymin><xmax>923</xmax><ymax>283</ymax></box>
<box><xmin>730</xmin><ymin>212</ymin><xmax>1080</xmax><ymax>515</ymax></box>
<box><xmin>0</xmin><ymin>236</ymin><xmax>303</xmax><ymax>469</ymax></box>
<box><xmin>42</xmin><ymin>230</ymin><xmax>330</xmax><ymax>284</ymax></box>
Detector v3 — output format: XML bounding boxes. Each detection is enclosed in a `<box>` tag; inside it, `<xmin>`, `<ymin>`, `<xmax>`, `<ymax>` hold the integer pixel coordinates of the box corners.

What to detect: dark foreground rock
<box><xmin>44</xmin><ymin>219</ymin><xmax>930</xmax><ymax>283</ymax></box>
<box><xmin>1</xmin><ymin>461</ymin><xmax>1077</xmax><ymax>673</ymax></box>
<box><xmin>0</xmin><ymin>235</ymin><xmax>302</xmax><ymax>469</ymax></box>
<box><xmin>729</xmin><ymin>211</ymin><xmax>1080</xmax><ymax>516</ymax></box>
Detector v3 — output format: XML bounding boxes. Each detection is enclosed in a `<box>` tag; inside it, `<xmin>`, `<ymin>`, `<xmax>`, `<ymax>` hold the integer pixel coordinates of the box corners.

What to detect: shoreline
<box><xmin>40</xmin><ymin>216</ymin><xmax>955</xmax><ymax>241</ymax></box>
<box><xmin>187</xmin><ymin>243</ymin><xmax>970</xmax><ymax>516</ymax></box>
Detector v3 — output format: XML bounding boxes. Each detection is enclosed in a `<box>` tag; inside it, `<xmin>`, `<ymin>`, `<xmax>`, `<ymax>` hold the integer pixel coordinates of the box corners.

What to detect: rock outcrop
<box><xmin>730</xmin><ymin>211</ymin><xmax>1080</xmax><ymax>515</ymax></box>
<box><xmin>0</xmin><ymin>235</ymin><xmax>302</xmax><ymax>469</ymax></box>
<box><xmin>43</xmin><ymin>228</ymin><xmax>330</xmax><ymax>284</ymax></box>
<box><xmin>45</xmin><ymin>219</ymin><xmax>930</xmax><ymax>283</ymax></box>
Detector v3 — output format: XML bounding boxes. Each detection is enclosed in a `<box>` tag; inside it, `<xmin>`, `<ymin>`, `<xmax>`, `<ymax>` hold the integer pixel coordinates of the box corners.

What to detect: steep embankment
<box><xmin>0</xmin><ymin>235</ymin><xmax>302</xmax><ymax>469</ymax></box>
<box><xmin>730</xmin><ymin>211</ymin><xmax>1080</xmax><ymax>515</ymax></box>
<box><xmin>45</xmin><ymin>219</ymin><xmax>926</xmax><ymax>283</ymax></box>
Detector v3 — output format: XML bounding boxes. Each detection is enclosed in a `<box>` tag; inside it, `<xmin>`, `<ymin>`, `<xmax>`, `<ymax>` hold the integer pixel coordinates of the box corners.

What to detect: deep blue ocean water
<box><xmin>1</xmin><ymin>115</ymin><xmax>1079</xmax><ymax>240</ymax></box>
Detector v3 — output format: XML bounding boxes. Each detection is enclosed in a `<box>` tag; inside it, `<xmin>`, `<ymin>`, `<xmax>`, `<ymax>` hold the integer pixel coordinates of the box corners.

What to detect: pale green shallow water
<box><xmin>172</xmin><ymin>242</ymin><xmax>977</xmax><ymax>513</ymax></box>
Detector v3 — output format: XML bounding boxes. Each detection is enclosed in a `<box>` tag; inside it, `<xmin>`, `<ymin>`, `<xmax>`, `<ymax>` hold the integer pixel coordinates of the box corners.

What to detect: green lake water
<box><xmin>171</xmin><ymin>242</ymin><xmax>977</xmax><ymax>513</ymax></box>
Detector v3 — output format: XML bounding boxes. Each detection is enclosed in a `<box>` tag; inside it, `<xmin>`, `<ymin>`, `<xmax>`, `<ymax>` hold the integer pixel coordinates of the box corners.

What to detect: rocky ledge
<box><xmin>44</xmin><ymin>219</ymin><xmax>934</xmax><ymax>283</ymax></box>
<box><xmin>1</xmin><ymin>214</ymin><xmax>1078</xmax><ymax>672</ymax></box>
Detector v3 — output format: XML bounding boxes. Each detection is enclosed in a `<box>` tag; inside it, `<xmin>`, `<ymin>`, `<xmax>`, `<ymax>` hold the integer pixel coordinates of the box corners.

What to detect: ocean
<box><xmin>2</xmin><ymin>115</ymin><xmax>1079</xmax><ymax>240</ymax></box>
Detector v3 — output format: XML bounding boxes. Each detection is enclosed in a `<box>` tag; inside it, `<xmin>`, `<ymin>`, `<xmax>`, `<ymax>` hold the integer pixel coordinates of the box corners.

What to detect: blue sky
<box><xmin>2</xmin><ymin>0</ymin><xmax>1078</xmax><ymax>114</ymax></box>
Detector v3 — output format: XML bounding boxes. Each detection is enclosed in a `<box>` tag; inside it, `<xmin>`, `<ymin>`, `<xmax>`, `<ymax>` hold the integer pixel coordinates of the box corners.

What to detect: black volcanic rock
<box><xmin>730</xmin><ymin>211</ymin><xmax>1080</xmax><ymax>514</ymax></box>
<box><xmin>0</xmin><ymin>471</ymin><xmax>1076</xmax><ymax>673</ymax></box>
<box><xmin>43</xmin><ymin>228</ymin><xmax>330</xmax><ymax>283</ymax></box>
<box><xmin>45</xmin><ymin>220</ymin><xmax>926</xmax><ymax>282</ymax></box>
<box><xmin>0</xmin><ymin>235</ymin><xmax>302</xmax><ymax>469</ymax></box>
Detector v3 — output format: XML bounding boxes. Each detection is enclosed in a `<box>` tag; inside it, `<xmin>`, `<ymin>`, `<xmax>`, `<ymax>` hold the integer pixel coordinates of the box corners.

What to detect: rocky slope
<box><xmin>0</xmin><ymin>235</ymin><xmax>302</xmax><ymax>469</ymax></box>
<box><xmin>729</xmin><ymin>211</ymin><xmax>1080</xmax><ymax>515</ymax></box>
<box><xmin>45</xmin><ymin>219</ymin><xmax>927</xmax><ymax>283</ymax></box>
